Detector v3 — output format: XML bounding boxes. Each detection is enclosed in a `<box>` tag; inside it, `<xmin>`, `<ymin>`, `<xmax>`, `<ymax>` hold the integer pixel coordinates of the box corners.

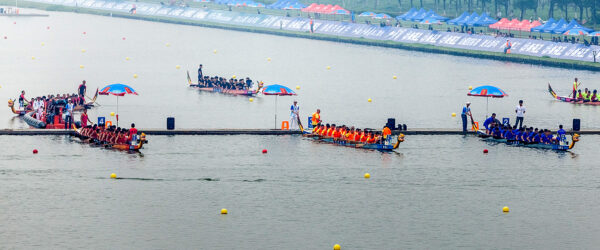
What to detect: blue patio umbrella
<box><xmin>99</xmin><ymin>83</ymin><xmax>138</xmax><ymax>126</ymax></box>
<box><xmin>373</xmin><ymin>13</ymin><xmax>391</xmax><ymax>19</ymax></box>
<box><xmin>467</xmin><ymin>85</ymin><xmax>508</xmax><ymax>118</ymax></box>
<box><xmin>588</xmin><ymin>31</ymin><xmax>600</xmax><ymax>36</ymax></box>
<box><xmin>262</xmin><ymin>84</ymin><xmax>297</xmax><ymax>128</ymax></box>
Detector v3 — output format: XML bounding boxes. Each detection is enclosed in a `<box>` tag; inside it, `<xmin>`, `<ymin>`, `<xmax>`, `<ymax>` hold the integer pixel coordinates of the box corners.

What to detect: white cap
<box><xmin>466</xmin><ymin>101</ymin><xmax>471</xmax><ymax>104</ymax></box>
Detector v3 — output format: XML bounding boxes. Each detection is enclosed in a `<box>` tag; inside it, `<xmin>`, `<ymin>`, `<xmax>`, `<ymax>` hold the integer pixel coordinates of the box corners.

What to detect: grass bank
<box><xmin>4</xmin><ymin>0</ymin><xmax>600</xmax><ymax>71</ymax></box>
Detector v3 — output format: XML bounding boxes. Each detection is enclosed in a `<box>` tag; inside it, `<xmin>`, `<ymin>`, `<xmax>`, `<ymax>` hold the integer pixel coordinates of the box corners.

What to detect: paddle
<box><xmin>297</xmin><ymin>115</ymin><xmax>304</xmax><ymax>133</ymax></box>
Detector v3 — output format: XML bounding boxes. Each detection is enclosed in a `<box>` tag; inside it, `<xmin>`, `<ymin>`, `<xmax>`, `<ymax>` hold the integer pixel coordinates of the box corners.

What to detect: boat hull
<box><xmin>73</xmin><ymin>127</ymin><xmax>146</xmax><ymax>151</ymax></box>
<box><xmin>302</xmin><ymin>133</ymin><xmax>399</xmax><ymax>151</ymax></box>
<box><xmin>190</xmin><ymin>85</ymin><xmax>258</xmax><ymax>96</ymax></box>
<box><xmin>548</xmin><ymin>83</ymin><xmax>600</xmax><ymax>105</ymax></box>
<box><xmin>477</xmin><ymin>131</ymin><xmax>572</xmax><ymax>151</ymax></box>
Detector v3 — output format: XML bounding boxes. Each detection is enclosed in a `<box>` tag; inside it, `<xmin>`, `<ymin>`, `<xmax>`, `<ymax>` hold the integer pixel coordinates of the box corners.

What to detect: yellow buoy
<box><xmin>79</xmin><ymin>65</ymin><xmax>84</xmax><ymax>69</ymax></box>
<box><xmin>326</xmin><ymin>66</ymin><xmax>331</xmax><ymax>70</ymax></box>
<box><xmin>133</xmin><ymin>74</ymin><xmax>138</xmax><ymax>79</ymax></box>
<box><xmin>296</xmin><ymin>85</ymin><xmax>300</xmax><ymax>90</ymax></box>
<box><xmin>451</xmin><ymin>113</ymin><xmax>456</xmax><ymax>117</ymax></box>
<box><xmin>232</xmin><ymin>75</ymin><xmax>236</xmax><ymax>79</ymax></box>
<box><xmin>364</xmin><ymin>173</ymin><xmax>370</xmax><ymax>179</ymax></box>
<box><xmin>468</xmin><ymin>86</ymin><xmax>473</xmax><ymax>90</ymax></box>
<box><xmin>165</xmin><ymin>43</ymin><xmax>171</xmax><ymax>47</ymax></box>
<box><xmin>41</xmin><ymin>42</ymin><xmax>45</xmax><ymax>46</ymax></box>
<box><xmin>213</xmin><ymin>49</ymin><xmax>217</xmax><ymax>54</ymax></box>
<box><xmin>367</xmin><ymin>98</ymin><xmax>372</xmax><ymax>102</ymax></box>
<box><xmin>503</xmin><ymin>206</ymin><xmax>509</xmax><ymax>213</ymax></box>
<box><xmin>333</xmin><ymin>244</ymin><xmax>341</xmax><ymax>250</ymax></box>
<box><xmin>125</xmin><ymin>57</ymin><xmax>130</xmax><ymax>61</ymax></box>
<box><xmin>267</xmin><ymin>57</ymin><xmax>271</xmax><ymax>61</ymax></box>
<box><xmin>176</xmin><ymin>65</ymin><xmax>181</xmax><ymax>69</ymax></box>
<box><xmin>221</xmin><ymin>208</ymin><xmax>228</xmax><ymax>214</ymax></box>
<box><xmin>110</xmin><ymin>112</ymin><xmax>115</xmax><ymax>116</ymax></box>
<box><xmin>110</xmin><ymin>173</ymin><xmax>117</xmax><ymax>179</ymax></box>
<box><xmin>31</xmin><ymin>56</ymin><xmax>35</xmax><ymax>60</ymax></box>
<box><xmin>249</xmin><ymin>98</ymin><xmax>254</xmax><ymax>102</ymax></box>
<box><xmin>393</xmin><ymin>75</ymin><xmax>397</xmax><ymax>79</ymax></box>
<box><xmin>81</xmin><ymin>49</ymin><xmax>86</xmax><ymax>53</ymax></box>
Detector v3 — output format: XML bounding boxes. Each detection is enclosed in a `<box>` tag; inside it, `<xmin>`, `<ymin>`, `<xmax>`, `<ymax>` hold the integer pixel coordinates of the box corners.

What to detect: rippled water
<box><xmin>1</xmin><ymin>10</ymin><xmax>600</xmax><ymax>130</ymax></box>
<box><xmin>1</xmin><ymin>134</ymin><xmax>599</xmax><ymax>249</ymax></box>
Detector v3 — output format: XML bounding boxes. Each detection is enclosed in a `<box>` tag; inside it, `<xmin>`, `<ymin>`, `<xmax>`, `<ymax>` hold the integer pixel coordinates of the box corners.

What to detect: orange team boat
<box><xmin>72</xmin><ymin>125</ymin><xmax>147</xmax><ymax>151</ymax></box>
<box><xmin>187</xmin><ymin>71</ymin><xmax>263</xmax><ymax>96</ymax></box>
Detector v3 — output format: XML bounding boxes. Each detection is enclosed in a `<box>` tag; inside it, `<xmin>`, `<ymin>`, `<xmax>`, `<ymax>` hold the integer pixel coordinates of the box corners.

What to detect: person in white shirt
<box><xmin>64</xmin><ymin>99</ymin><xmax>74</xmax><ymax>130</ymax></box>
<box><xmin>515</xmin><ymin>100</ymin><xmax>526</xmax><ymax>129</ymax></box>
<box><xmin>290</xmin><ymin>100</ymin><xmax>300</xmax><ymax>130</ymax></box>
<box><xmin>33</xmin><ymin>97</ymin><xmax>43</xmax><ymax>120</ymax></box>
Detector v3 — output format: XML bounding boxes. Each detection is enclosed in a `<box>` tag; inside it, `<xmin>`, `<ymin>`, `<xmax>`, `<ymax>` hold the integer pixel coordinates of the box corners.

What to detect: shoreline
<box><xmin>3</xmin><ymin>0</ymin><xmax>600</xmax><ymax>71</ymax></box>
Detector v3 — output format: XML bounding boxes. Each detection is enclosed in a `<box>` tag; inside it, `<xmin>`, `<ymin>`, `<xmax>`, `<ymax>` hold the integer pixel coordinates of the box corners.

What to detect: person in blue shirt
<box><xmin>492</xmin><ymin>125</ymin><xmax>502</xmax><ymax>138</ymax></box>
<box><xmin>556</xmin><ymin>125</ymin><xmax>567</xmax><ymax>144</ymax></box>
<box><xmin>483</xmin><ymin>113</ymin><xmax>500</xmax><ymax>133</ymax></box>
<box><xmin>461</xmin><ymin>102</ymin><xmax>472</xmax><ymax>132</ymax></box>
<box><xmin>504</xmin><ymin>126</ymin><xmax>514</xmax><ymax>140</ymax></box>
<box><xmin>528</xmin><ymin>128</ymin><xmax>537</xmax><ymax>143</ymax></box>
<box><xmin>533</xmin><ymin>131</ymin><xmax>542</xmax><ymax>143</ymax></box>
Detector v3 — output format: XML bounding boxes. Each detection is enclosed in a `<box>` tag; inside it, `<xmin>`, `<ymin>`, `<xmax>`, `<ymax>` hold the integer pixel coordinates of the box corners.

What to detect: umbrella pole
<box><xmin>117</xmin><ymin>95</ymin><xmax>119</xmax><ymax>127</ymax></box>
<box><xmin>274</xmin><ymin>95</ymin><xmax>278</xmax><ymax>129</ymax></box>
<box><xmin>486</xmin><ymin>97</ymin><xmax>489</xmax><ymax>119</ymax></box>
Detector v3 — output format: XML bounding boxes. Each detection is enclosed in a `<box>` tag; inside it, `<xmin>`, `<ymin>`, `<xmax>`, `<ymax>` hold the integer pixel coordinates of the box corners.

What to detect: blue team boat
<box><xmin>477</xmin><ymin>131</ymin><xmax>579</xmax><ymax>151</ymax></box>
<box><xmin>302</xmin><ymin>131</ymin><xmax>404</xmax><ymax>151</ymax></box>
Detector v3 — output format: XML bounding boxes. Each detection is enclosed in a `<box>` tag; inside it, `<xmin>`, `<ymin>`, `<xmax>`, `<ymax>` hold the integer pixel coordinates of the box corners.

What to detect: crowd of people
<box><xmin>196</xmin><ymin>64</ymin><xmax>255</xmax><ymax>90</ymax></box>
<box><xmin>78</xmin><ymin>123</ymin><xmax>138</xmax><ymax>145</ymax></box>
<box><xmin>307</xmin><ymin>109</ymin><xmax>394</xmax><ymax>145</ymax></box>
<box><xmin>16</xmin><ymin>81</ymin><xmax>90</xmax><ymax>129</ymax></box>
<box><xmin>483</xmin><ymin>115</ymin><xmax>567</xmax><ymax>145</ymax></box>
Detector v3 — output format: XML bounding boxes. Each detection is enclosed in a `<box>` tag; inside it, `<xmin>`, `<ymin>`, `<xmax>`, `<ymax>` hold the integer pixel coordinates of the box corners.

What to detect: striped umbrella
<box><xmin>99</xmin><ymin>83</ymin><xmax>138</xmax><ymax>126</ymax></box>
<box><xmin>262</xmin><ymin>84</ymin><xmax>297</xmax><ymax>128</ymax></box>
<box><xmin>468</xmin><ymin>85</ymin><xmax>508</xmax><ymax>118</ymax></box>
<box><xmin>563</xmin><ymin>29</ymin><xmax>589</xmax><ymax>36</ymax></box>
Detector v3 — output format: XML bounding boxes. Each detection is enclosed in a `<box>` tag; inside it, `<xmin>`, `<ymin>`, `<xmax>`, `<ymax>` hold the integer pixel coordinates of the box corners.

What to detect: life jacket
<box><xmin>573</xmin><ymin>81</ymin><xmax>578</xmax><ymax>91</ymax></box>
<box><xmin>327</xmin><ymin>128</ymin><xmax>334</xmax><ymax>137</ymax></box>
<box><xmin>367</xmin><ymin>136</ymin><xmax>375</xmax><ymax>143</ymax></box>
<box><xmin>361</xmin><ymin>134</ymin><xmax>368</xmax><ymax>142</ymax></box>
<box><xmin>382</xmin><ymin>127</ymin><xmax>391</xmax><ymax>138</ymax></box>
<box><xmin>311</xmin><ymin>112</ymin><xmax>320</xmax><ymax>125</ymax></box>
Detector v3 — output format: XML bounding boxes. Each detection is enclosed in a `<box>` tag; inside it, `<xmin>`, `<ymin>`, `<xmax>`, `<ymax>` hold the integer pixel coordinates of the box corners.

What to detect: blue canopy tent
<box><xmin>447</xmin><ymin>11</ymin><xmax>469</xmax><ymax>25</ymax></box>
<box><xmin>531</xmin><ymin>18</ymin><xmax>555</xmax><ymax>32</ymax></box>
<box><xmin>267</xmin><ymin>0</ymin><xmax>296</xmax><ymax>8</ymax></box>
<box><xmin>410</xmin><ymin>9</ymin><xmax>433</xmax><ymax>21</ymax></box>
<box><xmin>553</xmin><ymin>19</ymin><xmax>593</xmax><ymax>34</ymax></box>
<box><xmin>422</xmin><ymin>11</ymin><xmax>449</xmax><ymax>21</ymax></box>
<box><xmin>456</xmin><ymin>12</ymin><xmax>479</xmax><ymax>26</ymax></box>
<box><xmin>551</xmin><ymin>19</ymin><xmax>572</xmax><ymax>33</ymax></box>
<box><xmin>359</xmin><ymin>11</ymin><xmax>375</xmax><ymax>17</ymax></box>
<box><xmin>396</xmin><ymin>8</ymin><xmax>416</xmax><ymax>20</ymax></box>
<box><xmin>468</xmin><ymin>13</ymin><xmax>497</xmax><ymax>26</ymax></box>
<box><xmin>283</xmin><ymin>3</ymin><xmax>305</xmax><ymax>10</ymax></box>
<box><xmin>402</xmin><ymin>8</ymin><xmax>425</xmax><ymax>20</ymax></box>
<box><xmin>542</xmin><ymin>18</ymin><xmax>565</xmax><ymax>33</ymax></box>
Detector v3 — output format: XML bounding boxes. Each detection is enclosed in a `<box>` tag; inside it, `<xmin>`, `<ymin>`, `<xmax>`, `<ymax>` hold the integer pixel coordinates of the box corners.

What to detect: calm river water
<box><xmin>1</xmin><ymin>9</ymin><xmax>600</xmax><ymax>249</ymax></box>
<box><xmin>1</xmin><ymin>134</ymin><xmax>600</xmax><ymax>249</ymax></box>
<box><xmin>1</xmin><ymin>9</ymin><xmax>600</xmax><ymax>129</ymax></box>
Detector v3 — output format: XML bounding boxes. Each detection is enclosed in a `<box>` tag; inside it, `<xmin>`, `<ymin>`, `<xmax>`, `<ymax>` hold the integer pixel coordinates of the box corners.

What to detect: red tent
<box><xmin>527</xmin><ymin>20</ymin><xmax>542</xmax><ymax>31</ymax></box>
<box><xmin>499</xmin><ymin>19</ymin><xmax>521</xmax><ymax>30</ymax></box>
<box><xmin>515</xmin><ymin>20</ymin><xmax>530</xmax><ymax>31</ymax></box>
<box><xmin>489</xmin><ymin>18</ymin><xmax>508</xmax><ymax>29</ymax></box>
<box><xmin>321</xmin><ymin>4</ymin><xmax>334</xmax><ymax>13</ymax></box>
<box><xmin>301</xmin><ymin>3</ymin><xmax>317</xmax><ymax>12</ymax></box>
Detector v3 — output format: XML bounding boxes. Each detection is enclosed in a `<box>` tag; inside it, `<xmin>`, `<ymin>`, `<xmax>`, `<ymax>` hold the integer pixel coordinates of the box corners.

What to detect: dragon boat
<box><xmin>548</xmin><ymin>83</ymin><xmax>600</xmax><ymax>105</ymax></box>
<box><xmin>72</xmin><ymin>125</ymin><xmax>147</xmax><ymax>151</ymax></box>
<box><xmin>187</xmin><ymin>71</ymin><xmax>263</xmax><ymax>96</ymax></box>
<box><xmin>302</xmin><ymin>131</ymin><xmax>404</xmax><ymax>151</ymax></box>
<box><xmin>477</xmin><ymin>131</ymin><xmax>579</xmax><ymax>151</ymax></box>
<box><xmin>8</xmin><ymin>88</ymin><xmax>99</xmax><ymax>116</ymax></box>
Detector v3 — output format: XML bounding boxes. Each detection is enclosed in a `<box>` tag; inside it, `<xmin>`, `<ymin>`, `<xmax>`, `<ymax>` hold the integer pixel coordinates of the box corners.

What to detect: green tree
<box><xmin>513</xmin><ymin>0</ymin><xmax>537</xmax><ymax>18</ymax></box>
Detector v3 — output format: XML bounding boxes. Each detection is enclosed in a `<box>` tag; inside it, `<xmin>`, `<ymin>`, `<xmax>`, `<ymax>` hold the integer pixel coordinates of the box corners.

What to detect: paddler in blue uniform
<box><xmin>483</xmin><ymin>113</ymin><xmax>499</xmax><ymax>134</ymax></box>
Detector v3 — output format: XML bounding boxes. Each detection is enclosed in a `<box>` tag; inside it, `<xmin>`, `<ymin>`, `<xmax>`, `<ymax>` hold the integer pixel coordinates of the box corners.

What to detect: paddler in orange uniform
<box><xmin>311</xmin><ymin>109</ymin><xmax>321</xmax><ymax>127</ymax></box>
<box><xmin>321</xmin><ymin>124</ymin><xmax>329</xmax><ymax>136</ymax></box>
<box><xmin>382</xmin><ymin>126</ymin><xmax>392</xmax><ymax>144</ymax></box>
<box><xmin>327</xmin><ymin>124</ymin><xmax>336</xmax><ymax>137</ymax></box>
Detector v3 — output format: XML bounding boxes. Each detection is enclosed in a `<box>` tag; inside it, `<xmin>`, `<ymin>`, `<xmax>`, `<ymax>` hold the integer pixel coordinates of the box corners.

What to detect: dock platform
<box><xmin>0</xmin><ymin>129</ymin><xmax>597</xmax><ymax>136</ymax></box>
